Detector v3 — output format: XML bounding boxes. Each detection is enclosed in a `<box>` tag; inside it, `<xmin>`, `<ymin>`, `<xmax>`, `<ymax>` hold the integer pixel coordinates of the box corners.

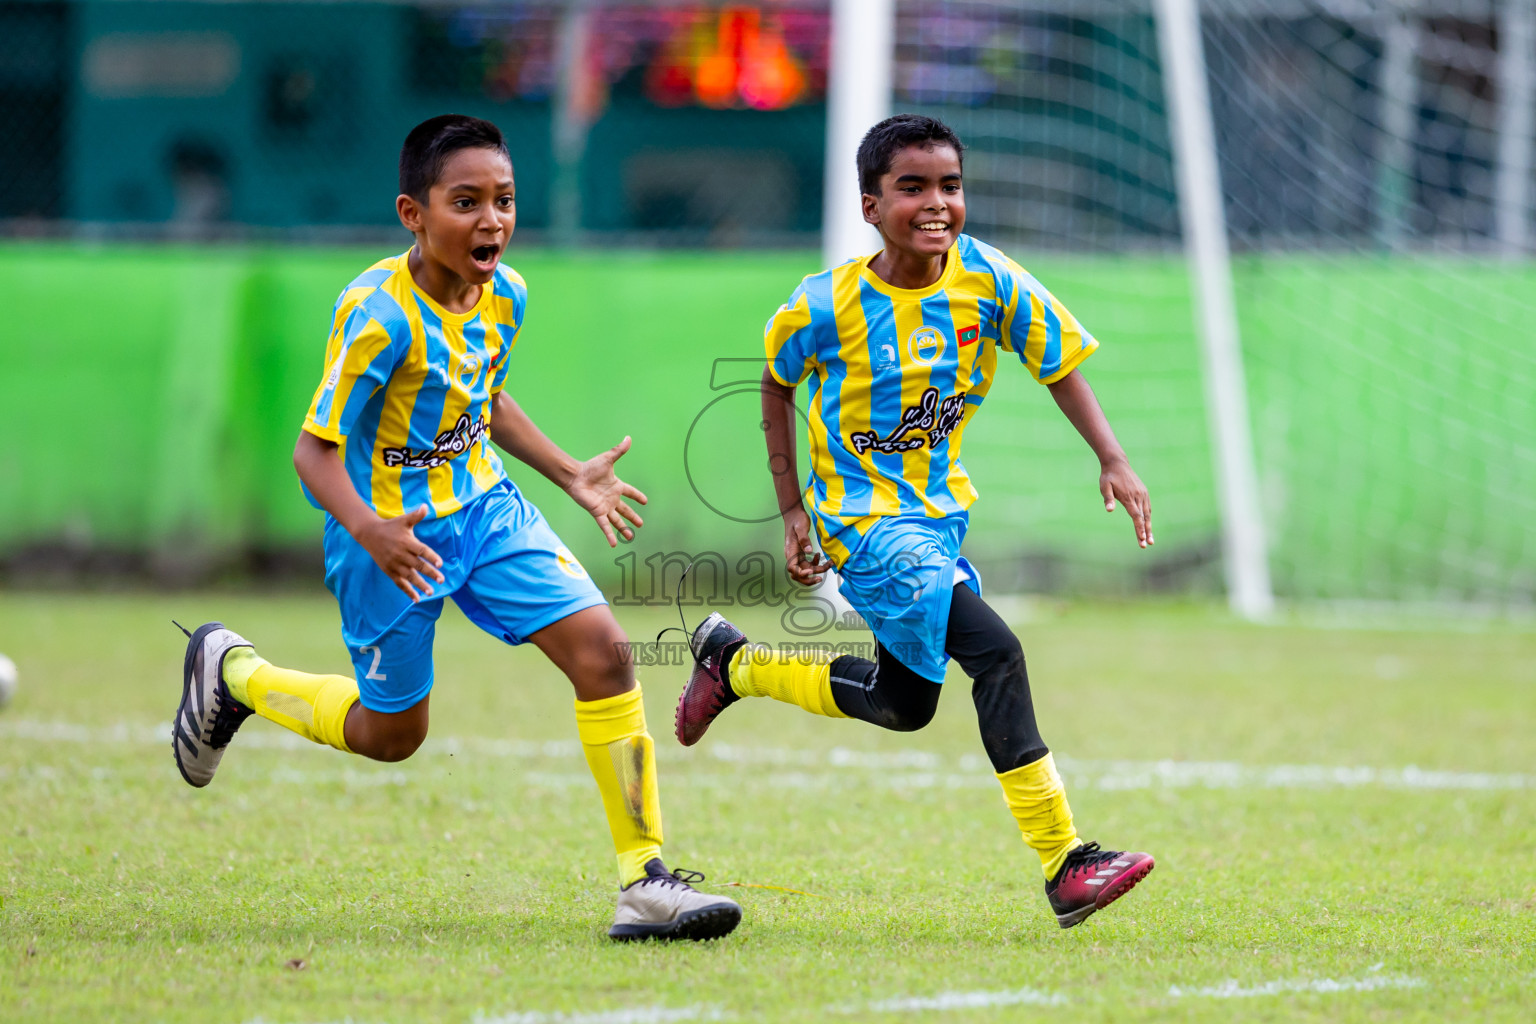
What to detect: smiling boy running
<box><xmin>676</xmin><ymin>115</ymin><xmax>1156</xmax><ymax>929</ymax></box>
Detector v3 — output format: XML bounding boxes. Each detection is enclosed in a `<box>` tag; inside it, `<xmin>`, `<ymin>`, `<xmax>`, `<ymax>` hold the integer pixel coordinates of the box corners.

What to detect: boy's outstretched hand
<box><xmin>783</xmin><ymin>506</ymin><xmax>834</xmax><ymax>586</ymax></box>
<box><xmin>356</xmin><ymin>505</ymin><xmax>446</xmax><ymax>602</ymax></box>
<box><xmin>1100</xmin><ymin>456</ymin><xmax>1154</xmax><ymax>548</ymax></box>
<box><xmin>567</xmin><ymin>436</ymin><xmax>648</xmax><ymax>547</ymax></box>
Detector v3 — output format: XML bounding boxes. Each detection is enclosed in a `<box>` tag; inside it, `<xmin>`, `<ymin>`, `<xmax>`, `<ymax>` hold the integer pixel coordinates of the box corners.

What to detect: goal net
<box><xmin>892</xmin><ymin>0</ymin><xmax>1535</xmax><ymax>607</ymax></box>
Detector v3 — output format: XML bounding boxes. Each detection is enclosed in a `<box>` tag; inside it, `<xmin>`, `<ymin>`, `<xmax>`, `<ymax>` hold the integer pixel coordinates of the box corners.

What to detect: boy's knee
<box><xmin>358</xmin><ymin>709</ymin><xmax>429</xmax><ymax>762</ymax></box>
<box><xmin>969</xmin><ymin>637</ymin><xmax>1035</xmax><ymax>741</ymax></box>
<box><xmin>970</xmin><ymin>634</ymin><xmax>1025</xmax><ymax>684</ymax></box>
<box><xmin>880</xmin><ymin>684</ymin><xmax>941</xmax><ymax>732</ymax></box>
<box><xmin>999</xmin><ymin>636</ymin><xmax>1026</xmax><ymax>676</ymax></box>
<box><xmin>370</xmin><ymin>724</ymin><xmax>427</xmax><ymax>762</ymax></box>
<box><xmin>886</xmin><ymin>699</ymin><xmax>938</xmax><ymax>732</ymax></box>
<box><xmin>573</xmin><ymin>633</ymin><xmax>635</xmax><ymax>691</ymax></box>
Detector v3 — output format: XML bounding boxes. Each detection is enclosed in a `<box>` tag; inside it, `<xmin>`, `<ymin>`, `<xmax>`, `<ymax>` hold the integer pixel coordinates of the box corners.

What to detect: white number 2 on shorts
<box><xmin>360</xmin><ymin>645</ymin><xmax>387</xmax><ymax>681</ymax></box>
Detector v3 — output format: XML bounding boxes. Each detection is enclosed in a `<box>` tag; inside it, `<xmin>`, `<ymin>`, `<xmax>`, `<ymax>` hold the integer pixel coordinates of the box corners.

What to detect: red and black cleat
<box><xmin>1045</xmin><ymin>842</ymin><xmax>1154</xmax><ymax>928</ymax></box>
<box><xmin>673</xmin><ymin>612</ymin><xmax>748</xmax><ymax>747</ymax></box>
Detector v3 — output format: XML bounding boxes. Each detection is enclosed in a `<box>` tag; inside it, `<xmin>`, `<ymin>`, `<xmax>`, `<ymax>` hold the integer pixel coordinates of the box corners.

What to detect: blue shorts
<box><xmin>834</xmin><ymin>515</ymin><xmax>981</xmax><ymax>683</ymax></box>
<box><xmin>323</xmin><ymin>480</ymin><xmax>607</xmax><ymax>712</ymax></box>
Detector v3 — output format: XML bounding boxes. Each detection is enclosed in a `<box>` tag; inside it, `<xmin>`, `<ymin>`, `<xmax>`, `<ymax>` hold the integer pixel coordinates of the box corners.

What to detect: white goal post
<box><xmin>823</xmin><ymin>0</ymin><xmax>895</xmax><ymax>269</ymax></box>
<box><xmin>1152</xmin><ymin>0</ymin><xmax>1275</xmax><ymax>619</ymax></box>
<box><xmin>823</xmin><ymin>0</ymin><xmax>1276</xmax><ymax>617</ymax></box>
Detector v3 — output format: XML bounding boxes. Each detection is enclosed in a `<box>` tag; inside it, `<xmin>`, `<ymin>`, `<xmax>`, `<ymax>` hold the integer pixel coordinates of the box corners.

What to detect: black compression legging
<box><xmin>826</xmin><ymin>584</ymin><xmax>1049</xmax><ymax>773</ymax></box>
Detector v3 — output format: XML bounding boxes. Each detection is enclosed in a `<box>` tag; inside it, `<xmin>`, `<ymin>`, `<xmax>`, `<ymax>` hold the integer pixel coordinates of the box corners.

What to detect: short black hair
<box><xmin>399</xmin><ymin>114</ymin><xmax>511</xmax><ymax>202</ymax></box>
<box><xmin>856</xmin><ymin>114</ymin><xmax>965</xmax><ymax>195</ymax></box>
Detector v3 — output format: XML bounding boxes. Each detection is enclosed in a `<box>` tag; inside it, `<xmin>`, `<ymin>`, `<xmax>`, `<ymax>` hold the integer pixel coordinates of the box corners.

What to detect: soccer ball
<box><xmin>0</xmin><ymin>653</ymin><xmax>16</xmax><ymax>710</ymax></box>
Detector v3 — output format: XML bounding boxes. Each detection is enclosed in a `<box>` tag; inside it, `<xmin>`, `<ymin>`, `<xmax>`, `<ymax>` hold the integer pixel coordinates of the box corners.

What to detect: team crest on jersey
<box><xmin>455</xmin><ymin>353</ymin><xmax>483</xmax><ymax>389</ymax></box>
<box><xmin>907</xmin><ymin>326</ymin><xmax>946</xmax><ymax>366</ymax></box>
<box><xmin>555</xmin><ymin>545</ymin><xmax>588</xmax><ymax>579</ymax></box>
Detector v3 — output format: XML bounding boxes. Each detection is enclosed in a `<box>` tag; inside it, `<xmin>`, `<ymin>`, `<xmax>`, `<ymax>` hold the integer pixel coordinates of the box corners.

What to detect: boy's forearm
<box><xmin>761</xmin><ymin>368</ymin><xmax>805</xmax><ymax>516</ymax></box>
<box><xmin>488</xmin><ymin>392</ymin><xmax>578</xmax><ymax>490</ymax></box>
<box><xmin>1047</xmin><ymin>369</ymin><xmax>1128</xmax><ymax>466</ymax></box>
<box><xmin>293</xmin><ymin>430</ymin><xmax>384</xmax><ymax>534</ymax></box>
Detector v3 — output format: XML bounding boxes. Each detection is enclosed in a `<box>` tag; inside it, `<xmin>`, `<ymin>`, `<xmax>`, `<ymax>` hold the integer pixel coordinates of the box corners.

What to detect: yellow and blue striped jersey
<box><xmin>765</xmin><ymin>234</ymin><xmax>1097</xmax><ymax>564</ymax></box>
<box><xmin>303</xmin><ymin>251</ymin><xmax>525</xmax><ymax>520</ymax></box>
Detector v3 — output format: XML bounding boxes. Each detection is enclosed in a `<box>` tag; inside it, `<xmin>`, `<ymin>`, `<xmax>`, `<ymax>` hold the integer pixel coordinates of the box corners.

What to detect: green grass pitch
<box><xmin>1</xmin><ymin>592</ymin><xmax>1533</xmax><ymax>1022</ymax></box>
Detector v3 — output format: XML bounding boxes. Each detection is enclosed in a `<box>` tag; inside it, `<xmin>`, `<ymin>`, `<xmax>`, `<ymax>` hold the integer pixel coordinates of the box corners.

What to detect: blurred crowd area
<box><xmin>1</xmin><ymin>0</ymin><xmax>1529</xmax><ymax>251</ymax></box>
<box><xmin>1</xmin><ymin>0</ymin><xmax>833</xmax><ymax>243</ymax></box>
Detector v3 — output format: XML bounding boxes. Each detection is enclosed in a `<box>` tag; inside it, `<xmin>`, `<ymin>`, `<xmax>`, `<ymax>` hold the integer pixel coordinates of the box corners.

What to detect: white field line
<box><xmin>1169</xmin><ymin>967</ymin><xmax>1426</xmax><ymax>999</ymax></box>
<box><xmin>468</xmin><ymin>991</ymin><xmax>1069</xmax><ymax>1023</ymax></box>
<box><xmin>473</xmin><ymin>1007</ymin><xmax>724</xmax><ymax>1024</ymax></box>
<box><xmin>4</xmin><ymin>718</ymin><xmax>1532</xmax><ymax>792</ymax></box>
<box><xmin>856</xmin><ymin>987</ymin><xmax>1068</xmax><ymax>1012</ymax></box>
<box><xmin>367</xmin><ymin>971</ymin><xmax>1424</xmax><ymax>1024</ymax></box>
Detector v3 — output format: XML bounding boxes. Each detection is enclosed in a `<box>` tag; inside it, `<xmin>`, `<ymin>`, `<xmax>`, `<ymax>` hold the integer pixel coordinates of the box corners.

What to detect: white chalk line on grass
<box><xmin>473</xmin><ymin>1006</ymin><xmax>725</xmax><ymax>1024</ymax></box>
<box><xmin>307</xmin><ymin>970</ymin><xmax>1424</xmax><ymax>1024</ymax></box>
<box><xmin>471</xmin><ymin>990</ymin><xmax>1066</xmax><ymax>1024</ymax></box>
<box><xmin>5</xmin><ymin>718</ymin><xmax>1532</xmax><ymax>792</ymax></box>
<box><xmin>857</xmin><ymin>987</ymin><xmax>1068</xmax><ymax>1012</ymax></box>
<box><xmin>1169</xmin><ymin>964</ymin><xmax>1426</xmax><ymax>999</ymax></box>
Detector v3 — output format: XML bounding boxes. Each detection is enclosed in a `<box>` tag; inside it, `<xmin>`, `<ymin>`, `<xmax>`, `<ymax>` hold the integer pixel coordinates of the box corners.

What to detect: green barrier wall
<box><xmin>1</xmin><ymin>243</ymin><xmax>1530</xmax><ymax>602</ymax></box>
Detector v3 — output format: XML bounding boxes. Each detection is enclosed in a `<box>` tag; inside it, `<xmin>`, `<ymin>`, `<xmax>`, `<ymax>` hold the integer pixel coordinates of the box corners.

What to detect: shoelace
<box><xmin>1061</xmin><ymin>842</ymin><xmax>1119</xmax><ymax>880</ymax></box>
<box><xmin>643</xmin><ymin>867</ymin><xmax>706</xmax><ymax>890</ymax></box>
<box><xmin>208</xmin><ymin>693</ymin><xmax>253</xmax><ymax>748</ymax></box>
<box><xmin>653</xmin><ymin>562</ymin><xmax>706</xmax><ymax>668</ymax></box>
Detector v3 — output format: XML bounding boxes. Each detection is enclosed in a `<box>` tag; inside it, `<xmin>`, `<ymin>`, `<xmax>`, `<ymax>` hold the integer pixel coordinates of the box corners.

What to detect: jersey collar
<box><xmin>398</xmin><ymin>250</ymin><xmax>495</xmax><ymax>325</ymax></box>
<box><xmin>856</xmin><ymin>239</ymin><xmax>962</xmax><ymax>300</ymax></box>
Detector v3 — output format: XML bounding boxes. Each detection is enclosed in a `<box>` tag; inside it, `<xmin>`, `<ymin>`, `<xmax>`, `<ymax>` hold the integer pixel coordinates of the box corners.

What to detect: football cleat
<box><xmin>171</xmin><ymin>621</ymin><xmax>256</xmax><ymax>788</ymax></box>
<box><xmin>608</xmin><ymin>860</ymin><xmax>742</xmax><ymax>941</ymax></box>
<box><xmin>673</xmin><ymin>611</ymin><xmax>748</xmax><ymax>746</ymax></box>
<box><xmin>1045</xmin><ymin>842</ymin><xmax>1154</xmax><ymax>928</ymax></box>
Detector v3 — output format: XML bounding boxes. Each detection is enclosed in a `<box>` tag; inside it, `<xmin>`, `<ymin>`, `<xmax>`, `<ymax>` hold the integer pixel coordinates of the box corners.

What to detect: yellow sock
<box><xmin>221</xmin><ymin>646</ymin><xmax>263</xmax><ymax>707</ymax></box>
<box><xmin>228</xmin><ymin>654</ymin><xmax>357</xmax><ymax>753</ymax></box>
<box><xmin>575</xmin><ymin>685</ymin><xmax>663</xmax><ymax>887</ymax></box>
<box><xmin>997</xmin><ymin>752</ymin><xmax>1084</xmax><ymax>879</ymax></box>
<box><xmin>727</xmin><ymin>644</ymin><xmax>848</xmax><ymax>719</ymax></box>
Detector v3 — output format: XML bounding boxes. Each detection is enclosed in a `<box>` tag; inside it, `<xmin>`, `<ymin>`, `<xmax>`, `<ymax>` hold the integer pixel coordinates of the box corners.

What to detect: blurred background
<box><xmin>0</xmin><ymin>0</ymin><xmax>1531</xmax><ymax>612</ymax></box>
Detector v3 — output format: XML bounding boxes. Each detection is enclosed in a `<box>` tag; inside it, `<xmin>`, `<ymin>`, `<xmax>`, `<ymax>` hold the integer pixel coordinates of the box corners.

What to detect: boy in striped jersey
<box><xmin>676</xmin><ymin>115</ymin><xmax>1155</xmax><ymax>929</ymax></box>
<box><xmin>171</xmin><ymin>115</ymin><xmax>739</xmax><ymax>942</ymax></box>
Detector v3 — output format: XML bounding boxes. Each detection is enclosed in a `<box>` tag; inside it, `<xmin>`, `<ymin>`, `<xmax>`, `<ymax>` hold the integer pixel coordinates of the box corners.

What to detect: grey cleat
<box><xmin>171</xmin><ymin>621</ymin><xmax>256</xmax><ymax>788</ymax></box>
<box><xmin>608</xmin><ymin>860</ymin><xmax>742</xmax><ymax>941</ymax></box>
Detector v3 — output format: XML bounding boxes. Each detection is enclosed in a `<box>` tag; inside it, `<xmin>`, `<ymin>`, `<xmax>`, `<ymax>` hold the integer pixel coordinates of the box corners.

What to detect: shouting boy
<box><xmin>172</xmin><ymin>115</ymin><xmax>740</xmax><ymax>942</ymax></box>
<box><xmin>676</xmin><ymin>115</ymin><xmax>1155</xmax><ymax>929</ymax></box>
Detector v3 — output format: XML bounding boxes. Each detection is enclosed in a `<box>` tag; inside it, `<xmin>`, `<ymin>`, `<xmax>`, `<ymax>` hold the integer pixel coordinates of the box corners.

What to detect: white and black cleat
<box><xmin>171</xmin><ymin>621</ymin><xmax>256</xmax><ymax>788</ymax></box>
<box><xmin>608</xmin><ymin>860</ymin><xmax>742</xmax><ymax>941</ymax></box>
